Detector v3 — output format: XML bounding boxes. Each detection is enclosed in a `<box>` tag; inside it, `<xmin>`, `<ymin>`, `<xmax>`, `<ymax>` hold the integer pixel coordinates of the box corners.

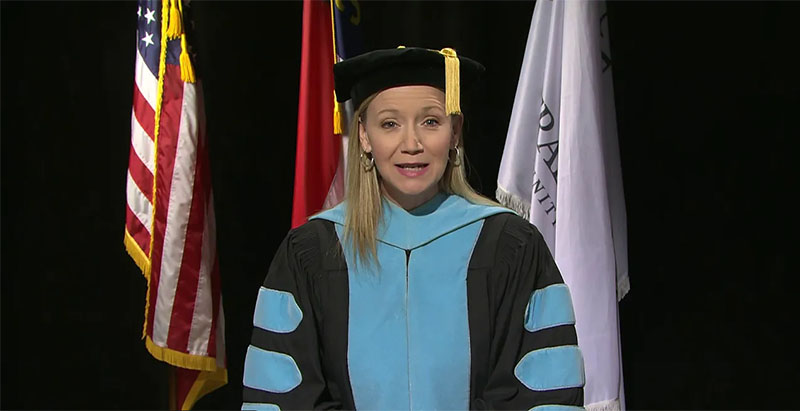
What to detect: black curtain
<box><xmin>1</xmin><ymin>1</ymin><xmax>797</xmax><ymax>409</ymax></box>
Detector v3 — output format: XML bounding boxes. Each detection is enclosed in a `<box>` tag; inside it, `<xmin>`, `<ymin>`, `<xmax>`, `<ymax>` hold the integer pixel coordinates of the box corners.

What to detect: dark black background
<box><xmin>1</xmin><ymin>1</ymin><xmax>798</xmax><ymax>409</ymax></box>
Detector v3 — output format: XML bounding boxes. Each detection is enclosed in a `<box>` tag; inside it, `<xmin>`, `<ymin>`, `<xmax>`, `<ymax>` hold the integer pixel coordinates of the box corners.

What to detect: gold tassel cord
<box><xmin>166</xmin><ymin>0</ymin><xmax>183</xmax><ymax>39</ymax></box>
<box><xmin>145</xmin><ymin>0</ymin><xmax>172</xmax><ymax>339</ymax></box>
<box><xmin>170</xmin><ymin>0</ymin><xmax>195</xmax><ymax>83</ymax></box>
<box><xmin>330</xmin><ymin>0</ymin><xmax>344</xmax><ymax>134</ymax></box>
<box><xmin>181</xmin><ymin>367</ymin><xmax>229</xmax><ymax>411</ymax></box>
<box><xmin>333</xmin><ymin>101</ymin><xmax>344</xmax><ymax>135</ymax></box>
<box><xmin>439</xmin><ymin>48</ymin><xmax>461</xmax><ymax>116</ymax></box>
<box><xmin>180</xmin><ymin>35</ymin><xmax>196</xmax><ymax>83</ymax></box>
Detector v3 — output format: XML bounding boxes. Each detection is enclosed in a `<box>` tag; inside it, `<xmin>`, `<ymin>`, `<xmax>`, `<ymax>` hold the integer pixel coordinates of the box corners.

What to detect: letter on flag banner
<box><xmin>291</xmin><ymin>0</ymin><xmax>363</xmax><ymax>228</ymax></box>
<box><xmin>124</xmin><ymin>0</ymin><xmax>227</xmax><ymax>409</ymax></box>
<box><xmin>496</xmin><ymin>1</ymin><xmax>629</xmax><ymax>410</ymax></box>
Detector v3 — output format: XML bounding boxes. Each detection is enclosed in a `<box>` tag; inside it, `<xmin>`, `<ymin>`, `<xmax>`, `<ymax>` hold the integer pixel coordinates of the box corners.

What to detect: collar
<box><xmin>311</xmin><ymin>193</ymin><xmax>513</xmax><ymax>250</ymax></box>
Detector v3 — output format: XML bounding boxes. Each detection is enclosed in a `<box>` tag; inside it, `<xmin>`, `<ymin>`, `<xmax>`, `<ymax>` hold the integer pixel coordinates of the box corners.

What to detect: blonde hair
<box><xmin>344</xmin><ymin>93</ymin><xmax>499</xmax><ymax>266</ymax></box>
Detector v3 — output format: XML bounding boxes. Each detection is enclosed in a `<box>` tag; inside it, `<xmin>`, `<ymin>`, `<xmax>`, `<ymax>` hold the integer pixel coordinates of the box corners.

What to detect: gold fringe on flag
<box><xmin>124</xmin><ymin>229</ymin><xmax>151</xmax><ymax>279</ymax></box>
<box><xmin>145</xmin><ymin>336</ymin><xmax>219</xmax><ymax>372</ymax></box>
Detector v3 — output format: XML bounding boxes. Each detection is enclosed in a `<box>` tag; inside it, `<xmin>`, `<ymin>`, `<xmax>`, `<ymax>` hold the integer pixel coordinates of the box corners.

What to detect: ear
<box><xmin>450</xmin><ymin>114</ymin><xmax>464</xmax><ymax>148</ymax></box>
<box><xmin>358</xmin><ymin>120</ymin><xmax>372</xmax><ymax>153</ymax></box>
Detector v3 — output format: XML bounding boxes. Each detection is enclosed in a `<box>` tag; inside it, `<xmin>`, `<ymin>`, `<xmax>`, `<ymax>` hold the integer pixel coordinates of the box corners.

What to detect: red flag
<box><xmin>291</xmin><ymin>0</ymin><xmax>343</xmax><ymax>228</ymax></box>
<box><xmin>125</xmin><ymin>1</ymin><xmax>226</xmax><ymax>409</ymax></box>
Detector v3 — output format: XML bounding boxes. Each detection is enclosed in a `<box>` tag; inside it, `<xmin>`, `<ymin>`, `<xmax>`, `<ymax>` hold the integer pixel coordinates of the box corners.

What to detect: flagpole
<box><xmin>168</xmin><ymin>366</ymin><xmax>177</xmax><ymax>410</ymax></box>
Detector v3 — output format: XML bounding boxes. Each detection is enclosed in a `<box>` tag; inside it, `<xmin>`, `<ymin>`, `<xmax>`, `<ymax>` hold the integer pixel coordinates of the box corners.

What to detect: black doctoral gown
<box><xmin>243</xmin><ymin>194</ymin><xmax>584</xmax><ymax>410</ymax></box>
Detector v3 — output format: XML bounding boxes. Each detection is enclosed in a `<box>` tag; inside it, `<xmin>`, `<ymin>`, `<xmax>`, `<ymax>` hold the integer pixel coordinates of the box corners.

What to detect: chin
<box><xmin>379</xmin><ymin>165</ymin><xmax>447</xmax><ymax>204</ymax></box>
<box><xmin>385</xmin><ymin>177</ymin><xmax>440</xmax><ymax>201</ymax></box>
<box><xmin>391</xmin><ymin>174</ymin><xmax>434</xmax><ymax>191</ymax></box>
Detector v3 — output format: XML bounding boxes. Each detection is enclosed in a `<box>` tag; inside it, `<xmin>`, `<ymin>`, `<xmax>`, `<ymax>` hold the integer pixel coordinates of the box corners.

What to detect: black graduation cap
<box><xmin>333</xmin><ymin>46</ymin><xmax>486</xmax><ymax>117</ymax></box>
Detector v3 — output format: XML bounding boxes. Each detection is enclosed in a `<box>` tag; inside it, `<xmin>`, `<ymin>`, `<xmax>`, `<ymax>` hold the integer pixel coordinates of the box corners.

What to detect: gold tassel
<box><xmin>330</xmin><ymin>0</ymin><xmax>342</xmax><ymax>135</ymax></box>
<box><xmin>333</xmin><ymin>100</ymin><xmax>344</xmax><ymax>135</ymax></box>
<box><xmin>439</xmin><ymin>48</ymin><xmax>461</xmax><ymax>115</ymax></box>
<box><xmin>179</xmin><ymin>34</ymin><xmax>195</xmax><ymax>83</ymax></box>
<box><xmin>166</xmin><ymin>0</ymin><xmax>183</xmax><ymax>39</ymax></box>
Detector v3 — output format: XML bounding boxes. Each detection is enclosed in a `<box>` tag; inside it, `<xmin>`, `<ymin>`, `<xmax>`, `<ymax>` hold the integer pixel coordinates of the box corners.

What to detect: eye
<box><xmin>381</xmin><ymin>120</ymin><xmax>398</xmax><ymax>129</ymax></box>
<box><xmin>423</xmin><ymin>118</ymin><xmax>440</xmax><ymax>126</ymax></box>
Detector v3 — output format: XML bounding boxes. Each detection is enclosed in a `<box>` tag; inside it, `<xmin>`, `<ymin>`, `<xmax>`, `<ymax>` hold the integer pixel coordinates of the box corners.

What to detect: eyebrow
<box><xmin>419</xmin><ymin>106</ymin><xmax>445</xmax><ymax>113</ymax></box>
<box><xmin>376</xmin><ymin>108</ymin><xmax>400</xmax><ymax>116</ymax></box>
<box><xmin>376</xmin><ymin>106</ymin><xmax>445</xmax><ymax>116</ymax></box>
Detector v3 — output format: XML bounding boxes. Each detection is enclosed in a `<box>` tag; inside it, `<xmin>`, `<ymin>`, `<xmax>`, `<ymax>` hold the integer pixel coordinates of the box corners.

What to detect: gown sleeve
<box><xmin>242</xmin><ymin>221</ymin><xmax>338</xmax><ymax>410</ymax></box>
<box><xmin>473</xmin><ymin>214</ymin><xmax>585</xmax><ymax>410</ymax></box>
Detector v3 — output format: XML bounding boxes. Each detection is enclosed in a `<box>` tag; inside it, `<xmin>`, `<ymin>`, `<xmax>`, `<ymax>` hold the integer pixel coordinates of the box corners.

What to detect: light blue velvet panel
<box><xmin>243</xmin><ymin>345</ymin><xmax>302</xmax><ymax>393</ymax></box>
<box><xmin>253</xmin><ymin>287</ymin><xmax>303</xmax><ymax>333</ymax></box>
<box><xmin>333</xmin><ymin>218</ymin><xmax>486</xmax><ymax>410</ymax></box>
<box><xmin>314</xmin><ymin>193</ymin><xmax>510</xmax><ymax>250</ymax></box>
<box><xmin>406</xmin><ymin>220</ymin><xmax>482</xmax><ymax>410</ymax></box>
<box><xmin>524</xmin><ymin>283</ymin><xmax>575</xmax><ymax>333</ymax></box>
<box><xmin>241</xmin><ymin>402</ymin><xmax>281</xmax><ymax>411</ymax></box>
<box><xmin>529</xmin><ymin>405</ymin><xmax>585</xmax><ymax>411</ymax></box>
<box><xmin>514</xmin><ymin>345</ymin><xmax>585</xmax><ymax>391</ymax></box>
<box><xmin>336</xmin><ymin>224</ymin><xmax>410</xmax><ymax>410</ymax></box>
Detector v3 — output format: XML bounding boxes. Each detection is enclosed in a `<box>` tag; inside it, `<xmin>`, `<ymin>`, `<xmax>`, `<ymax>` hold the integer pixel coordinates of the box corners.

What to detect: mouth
<box><xmin>395</xmin><ymin>163</ymin><xmax>429</xmax><ymax>170</ymax></box>
<box><xmin>395</xmin><ymin>163</ymin><xmax>430</xmax><ymax>177</ymax></box>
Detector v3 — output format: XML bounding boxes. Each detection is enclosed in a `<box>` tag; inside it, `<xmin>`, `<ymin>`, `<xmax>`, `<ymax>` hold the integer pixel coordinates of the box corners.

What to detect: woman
<box><xmin>242</xmin><ymin>47</ymin><xmax>584</xmax><ymax>410</ymax></box>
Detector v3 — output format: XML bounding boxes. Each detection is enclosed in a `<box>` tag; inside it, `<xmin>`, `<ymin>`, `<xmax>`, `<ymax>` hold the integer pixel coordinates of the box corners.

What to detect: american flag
<box><xmin>124</xmin><ymin>0</ymin><xmax>226</xmax><ymax>408</ymax></box>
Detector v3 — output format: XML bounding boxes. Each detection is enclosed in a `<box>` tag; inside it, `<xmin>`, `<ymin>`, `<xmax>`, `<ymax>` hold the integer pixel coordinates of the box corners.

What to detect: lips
<box><xmin>395</xmin><ymin>163</ymin><xmax>429</xmax><ymax>177</ymax></box>
<box><xmin>396</xmin><ymin>163</ymin><xmax>428</xmax><ymax>170</ymax></box>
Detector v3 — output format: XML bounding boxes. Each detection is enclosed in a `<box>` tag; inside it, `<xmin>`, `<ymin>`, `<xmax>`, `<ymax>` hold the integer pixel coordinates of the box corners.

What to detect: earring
<box><xmin>449</xmin><ymin>146</ymin><xmax>462</xmax><ymax>167</ymax></box>
<box><xmin>360</xmin><ymin>152</ymin><xmax>375</xmax><ymax>172</ymax></box>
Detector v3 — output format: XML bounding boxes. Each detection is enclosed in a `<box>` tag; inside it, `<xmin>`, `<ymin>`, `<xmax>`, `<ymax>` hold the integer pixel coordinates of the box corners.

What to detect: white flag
<box><xmin>497</xmin><ymin>1</ymin><xmax>629</xmax><ymax>410</ymax></box>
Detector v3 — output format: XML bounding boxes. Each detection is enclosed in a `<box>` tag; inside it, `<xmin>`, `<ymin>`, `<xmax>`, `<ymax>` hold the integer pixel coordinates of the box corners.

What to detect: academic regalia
<box><xmin>242</xmin><ymin>194</ymin><xmax>584</xmax><ymax>410</ymax></box>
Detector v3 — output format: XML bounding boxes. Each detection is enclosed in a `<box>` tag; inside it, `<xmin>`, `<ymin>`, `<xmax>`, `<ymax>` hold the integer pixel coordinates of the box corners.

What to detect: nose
<box><xmin>400</xmin><ymin>127</ymin><xmax>423</xmax><ymax>154</ymax></box>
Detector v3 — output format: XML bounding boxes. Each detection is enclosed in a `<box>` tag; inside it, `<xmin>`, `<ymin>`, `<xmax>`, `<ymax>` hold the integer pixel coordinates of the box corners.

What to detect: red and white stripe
<box><xmin>127</xmin><ymin>47</ymin><xmax>158</xmax><ymax>259</ymax></box>
<box><xmin>126</xmin><ymin>41</ymin><xmax>224</xmax><ymax>367</ymax></box>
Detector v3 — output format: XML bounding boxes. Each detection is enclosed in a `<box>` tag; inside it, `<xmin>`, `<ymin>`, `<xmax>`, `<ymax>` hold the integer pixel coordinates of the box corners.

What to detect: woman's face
<box><xmin>359</xmin><ymin>85</ymin><xmax>461</xmax><ymax>210</ymax></box>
